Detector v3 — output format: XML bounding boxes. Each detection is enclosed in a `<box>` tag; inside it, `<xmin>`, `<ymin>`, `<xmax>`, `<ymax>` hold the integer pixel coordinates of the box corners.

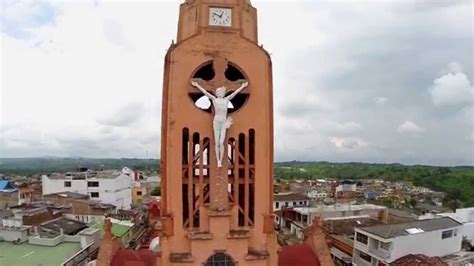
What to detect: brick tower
<box><xmin>159</xmin><ymin>0</ymin><xmax>276</xmax><ymax>265</ymax></box>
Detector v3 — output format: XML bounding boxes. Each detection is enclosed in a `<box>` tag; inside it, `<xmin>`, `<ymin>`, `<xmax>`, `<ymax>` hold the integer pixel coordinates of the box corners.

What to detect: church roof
<box><xmin>110</xmin><ymin>249</ymin><xmax>160</xmax><ymax>266</ymax></box>
<box><xmin>278</xmin><ymin>244</ymin><xmax>321</xmax><ymax>266</ymax></box>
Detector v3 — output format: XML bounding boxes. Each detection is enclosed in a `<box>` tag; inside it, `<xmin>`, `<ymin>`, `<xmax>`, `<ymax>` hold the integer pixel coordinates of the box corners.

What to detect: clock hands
<box><xmin>212</xmin><ymin>11</ymin><xmax>224</xmax><ymax>18</ymax></box>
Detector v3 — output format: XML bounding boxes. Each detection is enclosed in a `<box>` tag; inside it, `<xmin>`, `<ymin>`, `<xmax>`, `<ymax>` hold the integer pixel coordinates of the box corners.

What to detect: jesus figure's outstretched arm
<box><xmin>225</xmin><ymin>81</ymin><xmax>248</xmax><ymax>101</ymax></box>
<box><xmin>191</xmin><ymin>80</ymin><xmax>216</xmax><ymax>100</ymax></box>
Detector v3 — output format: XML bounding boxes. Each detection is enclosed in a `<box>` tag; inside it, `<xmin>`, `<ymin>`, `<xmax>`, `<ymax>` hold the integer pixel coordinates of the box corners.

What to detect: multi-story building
<box><xmin>289</xmin><ymin>204</ymin><xmax>388</xmax><ymax>239</ymax></box>
<box><xmin>273</xmin><ymin>192</ymin><xmax>310</xmax><ymax>210</ymax></box>
<box><xmin>42</xmin><ymin>192</ymin><xmax>116</xmax><ymax>223</ymax></box>
<box><xmin>352</xmin><ymin>217</ymin><xmax>462</xmax><ymax>265</ymax></box>
<box><xmin>42</xmin><ymin>167</ymin><xmax>133</xmax><ymax>209</ymax></box>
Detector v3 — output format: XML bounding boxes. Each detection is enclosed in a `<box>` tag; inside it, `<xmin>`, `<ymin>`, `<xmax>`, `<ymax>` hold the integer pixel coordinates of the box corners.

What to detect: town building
<box><xmin>438</xmin><ymin>207</ymin><xmax>474</xmax><ymax>244</ymax></box>
<box><xmin>287</xmin><ymin>204</ymin><xmax>388</xmax><ymax>239</ymax></box>
<box><xmin>0</xmin><ymin>180</ymin><xmax>18</xmax><ymax>209</ymax></box>
<box><xmin>274</xmin><ymin>192</ymin><xmax>310</xmax><ymax>210</ymax></box>
<box><xmin>42</xmin><ymin>167</ymin><xmax>133</xmax><ymax>209</ymax></box>
<box><xmin>0</xmin><ymin>208</ymin><xmax>100</xmax><ymax>265</ymax></box>
<box><xmin>43</xmin><ymin>192</ymin><xmax>116</xmax><ymax>223</ymax></box>
<box><xmin>352</xmin><ymin>217</ymin><xmax>463</xmax><ymax>265</ymax></box>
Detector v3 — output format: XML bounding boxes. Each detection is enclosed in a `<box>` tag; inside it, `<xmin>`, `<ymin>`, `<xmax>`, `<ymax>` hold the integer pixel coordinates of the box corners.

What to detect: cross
<box><xmin>189</xmin><ymin>56</ymin><xmax>248</xmax><ymax>212</ymax></box>
<box><xmin>188</xmin><ymin>56</ymin><xmax>249</xmax><ymax>101</ymax></box>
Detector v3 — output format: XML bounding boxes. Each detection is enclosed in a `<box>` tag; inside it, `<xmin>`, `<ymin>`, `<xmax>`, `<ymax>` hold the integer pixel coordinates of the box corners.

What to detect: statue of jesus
<box><xmin>191</xmin><ymin>79</ymin><xmax>248</xmax><ymax>167</ymax></box>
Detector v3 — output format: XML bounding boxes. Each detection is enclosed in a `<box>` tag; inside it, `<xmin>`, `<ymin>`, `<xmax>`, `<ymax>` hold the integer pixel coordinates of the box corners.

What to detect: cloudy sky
<box><xmin>1</xmin><ymin>0</ymin><xmax>472</xmax><ymax>165</ymax></box>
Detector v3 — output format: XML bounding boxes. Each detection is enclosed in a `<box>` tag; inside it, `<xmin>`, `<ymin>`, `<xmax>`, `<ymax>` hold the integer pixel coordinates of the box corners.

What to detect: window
<box><xmin>88</xmin><ymin>181</ymin><xmax>99</xmax><ymax>187</ymax></box>
<box><xmin>442</xmin><ymin>229</ymin><xmax>453</xmax><ymax>239</ymax></box>
<box><xmin>205</xmin><ymin>252</ymin><xmax>235</xmax><ymax>266</ymax></box>
<box><xmin>90</xmin><ymin>192</ymin><xmax>99</xmax><ymax>198</ymax></box>
<box><xmin>293</xmin><ymin>201</ymin><xmax>296</xmax><ymax>206</ymax></box>
<box><xmin>356</xmin><ymin>232</ymin><xmax>368</xmax><ymax>244</ymax></box>
<box><xmin>299</xmin><ymin>201</ymin><xmax>303</xmax><ymax>205</ymax></box>
<box><xmin>64</xmin><ymin>181</ymin><xmax>71</xmax><ymax>187</ymax></box>
<box><xmin>359</xmin><ymin>251</ymin><xmax>371</xmax><ymax>262</ymax></box>
<box><xmin>276</xmin><ymin>202</ymin><xmax>279</xmax><ymax>208</ymax></box>
<box><xmin>454</xmin><ymin>229</ymin><xmax>458</xmax><ymax>236</ymax></box>
<box><xmin>380</xmin><ymin>242</ymin><xmax>391</xmax><ymax>250</ymax></box>
<box><xmin>285</xmin><ymin>202</ymin><xmax>289</xmax><ymax>207</ymax></box>
<box><xmin>137</xmin><ymin>191</ymin><xmax>142</xmax><ymax>196</ymax></box>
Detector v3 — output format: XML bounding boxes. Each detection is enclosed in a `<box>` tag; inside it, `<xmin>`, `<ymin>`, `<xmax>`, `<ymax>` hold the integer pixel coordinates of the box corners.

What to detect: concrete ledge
<box><xmin>169</xmin><ymin>252</ymin><xmax>194</xmax><ymax>263</ymax></box>
<box><xmin>245</xmin><ymin>248</ymin><xmax>270</xmax><ymax>260</ymax></box>
<box><xmin>187</xmin><ymin>231</ymin><xmax>213</xmax><ymax>240</ymax></box>
<box><xmin>227</xmin><ymin>229</ymin><xmax>251</xmax><ymax>239</ymax></box>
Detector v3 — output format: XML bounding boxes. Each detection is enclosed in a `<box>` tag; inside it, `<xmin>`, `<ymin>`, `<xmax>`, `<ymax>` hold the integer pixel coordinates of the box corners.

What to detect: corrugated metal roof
<box><xmin>359</xmin><ymin>217</ymin><xmax>461</xmax><ymax>239</ymax></box>
<box><xmin>0</xmin><ymin>180</ymin><xmax>17</xmax><ymax>191</ymax></box>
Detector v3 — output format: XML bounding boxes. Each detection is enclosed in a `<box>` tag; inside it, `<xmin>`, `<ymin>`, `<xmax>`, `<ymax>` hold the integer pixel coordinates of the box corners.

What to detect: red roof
<box><xmin>110</xmin><ymin>249</ymin><xmax>160</xmax><ymax>266</ymax></box>
<box><xmin>278</xmin><ymin>244</ymin><xmax>321</xmax><ymax>266</ymax></box>
<box><xmin>393</xmin><ymin>254</ymin><xmax>447</xmax><ymax>266</ymax></box>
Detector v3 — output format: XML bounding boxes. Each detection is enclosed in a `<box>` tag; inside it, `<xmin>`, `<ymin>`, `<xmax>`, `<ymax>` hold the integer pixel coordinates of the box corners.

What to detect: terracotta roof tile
<box><xmin>278</xmin><ymin>244</ymin><xmax>321</xmax><ymax>266</ymax></box>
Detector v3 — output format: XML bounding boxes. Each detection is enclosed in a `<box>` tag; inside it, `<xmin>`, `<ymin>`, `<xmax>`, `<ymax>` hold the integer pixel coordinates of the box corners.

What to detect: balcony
<box><xmin>369</xmin><ymin>247</ymin><xmax>390</xmax><ymax>260</ymax></box>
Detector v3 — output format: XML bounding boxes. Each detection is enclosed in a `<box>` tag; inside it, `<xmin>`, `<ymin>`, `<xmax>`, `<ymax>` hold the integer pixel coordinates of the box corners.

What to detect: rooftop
<box><xmin>323</xmin><ymin>216</ymin><xmax>384</xmax><ymax>236</ymax></box>
<box><xmin>0</xmin><ymin>180</ymin><xmax>17</xmax><ymax>192</ymax></box>
<box><xmin>0</xmin><ymin>241</ymin><xmax>81</xmax><ymax>266</ymax></box>
<box><xmin>43</xmin><ymin>191</ymin><xmax>89</xmax><ymax>199</ymax></box>
<box><xmin>46</xmin><ymin>169</ymin><xmax>123</xmax><ymax>180</ymax></box>
<box><xmin>274</xmin><ymin>192</ymin><xmax>310</xmax><ymax>202</ymax></box>
<box><xmin>393</xmin><ymin>254</ymin><xmax>447</xmax><ymax>265</ymax></box>
<box><xmin>41</xmin><ymin>217</ymin><xmax>88</xmax><ymax>235</ymax></box>
<box><xmin>0</xmin><ymin>209</ymin><xmax>13</xmax><ymax>219</ymax></box>
<box><xmin>90</xmin><ymin>219</ymin><xmax>133</xmax><ymax>238</ymax></box>
<box><xmin>358</xmin><ymin>217</ymin><xmax>461</xmax><ymax>239</ymax></box>
<box><xmin>293</xmin><ymin>204</ymin><xmax>386</xmax><ymax>215</ymax></box>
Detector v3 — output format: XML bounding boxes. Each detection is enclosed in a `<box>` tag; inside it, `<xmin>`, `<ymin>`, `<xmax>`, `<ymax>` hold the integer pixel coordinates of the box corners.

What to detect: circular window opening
<box><xmin>193</xmin><ymin>62</ymin><xmax>215</xmax><ymax>81</ymax></box>
<box><xmin>189</xmin><ymin>62</ymin><xmax>249</xmax><ymax>114</ymax></box>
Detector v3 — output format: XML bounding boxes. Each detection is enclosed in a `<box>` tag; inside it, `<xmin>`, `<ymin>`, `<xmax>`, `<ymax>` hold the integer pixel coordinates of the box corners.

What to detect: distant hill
<box><xmin>274</xmin><ymin>161</ymin><xmax>474</xmax><ymax>208</ymax></box>
<box><xmin>1</xmin><ymin>158</ymin><xmax>472</xmax><ymax>207</ymax></box>
<box><xmin>0</xmin><ymin>157</ymin><xmax>158</xmax><ymax>176</ymax></box>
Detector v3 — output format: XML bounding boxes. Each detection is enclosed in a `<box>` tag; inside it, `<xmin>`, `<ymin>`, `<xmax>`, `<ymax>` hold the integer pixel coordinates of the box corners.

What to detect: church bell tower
<box><xmin>160</xmin><ymin>0</ymin><xmax>276</xmax><ymax>265</ymax></box>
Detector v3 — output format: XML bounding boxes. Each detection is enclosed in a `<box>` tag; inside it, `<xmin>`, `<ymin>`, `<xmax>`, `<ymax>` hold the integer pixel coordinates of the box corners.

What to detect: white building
<box><xmin>335</xmin><ymin>180</ymin><xmax>357</xmax><ymax>198</ymax></box>
<box><xmin>307</xmin><ymin>189</ymin><xmax>328</xmax><ymax>199</ymax></box>
<box><xmin>352</xmin><ymin>217</ymin><xmax>463</xmax><ymax>265</ymax></box>
<box><xmin>42</xmin><ymin>167</ymin><xmax>133</xmax><ymax>209</ymax></box>
<box><xmin>273</xmin><ymin>192</ymin><xmax>309</xmax><ymax>211</ymax></box>
<box><xmin>437</xmin><ymin>207</ymin><xmax>474</xmax><ymax>244</ymax></box>
<box><xmin>289</xmin><ymin>204</ymin><xmax>387</xmax><ymax>239</ymax></box>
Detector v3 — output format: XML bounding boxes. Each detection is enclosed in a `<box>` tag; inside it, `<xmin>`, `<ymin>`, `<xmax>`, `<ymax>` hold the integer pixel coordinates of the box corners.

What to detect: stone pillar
<box><xmin>210</xmin><ymin>166</ymin><xmax>229</xmax><ymax>211</ymax></box>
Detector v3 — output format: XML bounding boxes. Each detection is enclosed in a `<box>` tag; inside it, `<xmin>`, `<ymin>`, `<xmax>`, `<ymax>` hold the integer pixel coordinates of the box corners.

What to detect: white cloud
<box><xmin>430</xmin><ymin>63</ymin><xmax>473</xmax><ymax>107</ymax></box>
<box><xmin>97</xmin><ymin>103</ymin><xmax>146</xmax><ymax>127</ymax></box>
<box><xmin>330</xmin><ymin>137</ymin><xmax>368</xmax><ymax>150</ymax></box>
<box><xmin>374</xmin><ymin>97</ymin><xmax>388</xmax><ymax>106</ymax></box>
<box><xmin>1</xmin><ymin>1</ymin><xmax>58</xmax><ymax>39</ymax></box>
<box><xmin>1</xmin><ymin>1</ymin><xmax>472</xmax><ymax>165</ymax></box>
<box><xmin>397</xmin><ymin>121</ymin><xmax>425</xmax><ymax>134</ymax></box>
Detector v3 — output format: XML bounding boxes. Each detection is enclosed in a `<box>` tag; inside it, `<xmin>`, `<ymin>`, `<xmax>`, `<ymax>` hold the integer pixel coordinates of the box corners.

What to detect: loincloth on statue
<box><xmin>213</xmin><ymin>117</ymin><xmax>233</xmax><ymax>129</ymax></box>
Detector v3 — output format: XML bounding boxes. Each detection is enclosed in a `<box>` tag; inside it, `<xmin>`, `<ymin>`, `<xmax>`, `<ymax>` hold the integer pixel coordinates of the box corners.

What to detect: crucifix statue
<box><xmin>191</xmin><ymin>79</ymin><xmax>248</xmax><ymax>167</ymax></box>
<box><xmin>188</xmin><ymin>57</ymin><xmax>249</xmax><ymax>211</ymax></box>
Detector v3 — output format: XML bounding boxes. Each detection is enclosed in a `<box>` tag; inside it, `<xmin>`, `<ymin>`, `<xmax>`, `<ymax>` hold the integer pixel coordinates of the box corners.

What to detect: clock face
<box><xmin>209</xmin><ymin>7</ymin><xmax>232</xmax><ymax>27</ymax></box>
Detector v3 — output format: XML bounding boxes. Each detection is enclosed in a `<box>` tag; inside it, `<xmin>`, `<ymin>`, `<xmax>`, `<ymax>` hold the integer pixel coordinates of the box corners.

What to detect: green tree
<box><xmin>150</xmin><ymin>187</ymin><xmax>161</xmax><ymax>196</ymax></box>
